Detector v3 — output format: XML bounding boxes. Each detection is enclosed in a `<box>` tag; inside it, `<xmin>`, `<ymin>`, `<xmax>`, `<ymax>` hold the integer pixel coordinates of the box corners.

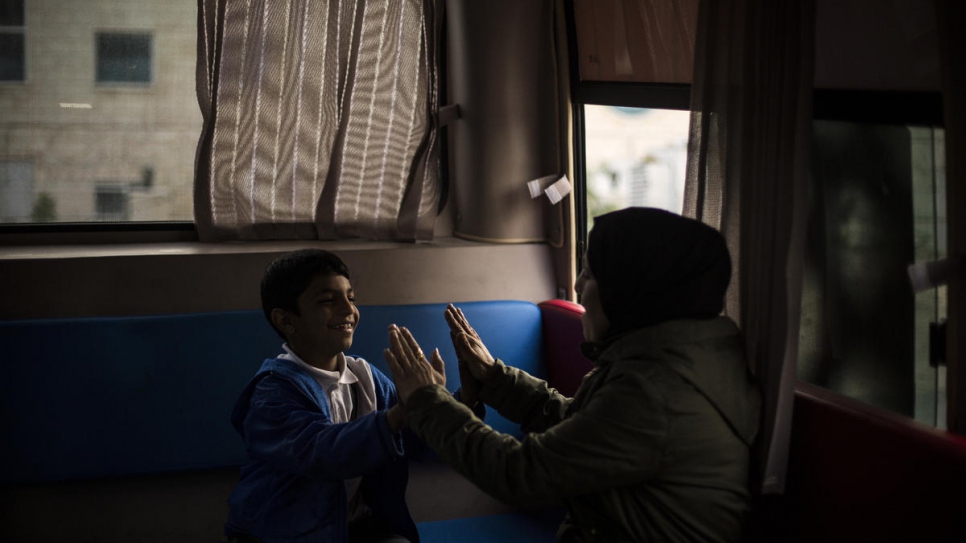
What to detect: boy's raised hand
<box><xmin>383</xmin><ymin>325</ymin><xmax>446</xmax><ymax>404</ymax></box>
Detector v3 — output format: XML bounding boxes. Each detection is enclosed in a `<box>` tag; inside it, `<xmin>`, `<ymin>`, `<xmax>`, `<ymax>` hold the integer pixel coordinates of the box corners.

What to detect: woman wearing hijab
<box><xmin>384</xmin><ymin>207</ymin><xmax>762</xmax><ymax>543</ymax></box>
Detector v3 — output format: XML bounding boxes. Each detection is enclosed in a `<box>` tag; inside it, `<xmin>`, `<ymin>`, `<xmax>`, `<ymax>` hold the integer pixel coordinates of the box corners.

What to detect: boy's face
<box><xmin>283</xmin><ymin>273</ymin><xmax>359</xmax><ymax>369</ymax></box>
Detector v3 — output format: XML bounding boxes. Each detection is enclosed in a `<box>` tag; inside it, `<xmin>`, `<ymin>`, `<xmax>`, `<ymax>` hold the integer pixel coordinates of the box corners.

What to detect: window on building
<box><xmin>0</xmin><ymin>160</ymin><xmax>34</xmax><ymax>221</ymax></box>
<box><xmin>95</xmin><ymin>185</ymin><xmax>131</xmax><ymax>221</ymax></box>
<box><xmin>96</xmin><ymin>32</ymin><xmax>152</xmax><ymax>84</ymax></box>
<box><xmin>0</xmin><ymin>0</ymin><xmax>25</xmax><ymax>82</ymax></box>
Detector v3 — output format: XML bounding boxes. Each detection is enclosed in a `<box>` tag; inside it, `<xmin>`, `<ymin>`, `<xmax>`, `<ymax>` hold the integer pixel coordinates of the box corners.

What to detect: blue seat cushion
<box><xmin>353</xmin><ymin>301</ymin><xmax>544</xmax><ymax>438</ymax></box>
<box><xmin>0</xmin><ymin>300</ymin><xmax>543</xmax><ymax>483</ymax></box>
<box><xmin>417</xmin><ymin>509</ymin><xmax>564</xmax><ymax>543</ymax></box>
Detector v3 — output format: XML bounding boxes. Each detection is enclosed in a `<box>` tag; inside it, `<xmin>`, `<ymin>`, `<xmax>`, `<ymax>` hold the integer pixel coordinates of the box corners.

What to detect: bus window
<box><xmin>798</xmin><ymin>120</ymin><xmax>947</xmax><ymax>428</ymax></box>
<box><xmin>582</xmin><ymin>105</ymin><xmax>690</xmax><ymax>233</ymax></box>
<box><xmin>0</xmin><ymin>0</ymin><xmax>199</xmax><ymax>225</ymax></box>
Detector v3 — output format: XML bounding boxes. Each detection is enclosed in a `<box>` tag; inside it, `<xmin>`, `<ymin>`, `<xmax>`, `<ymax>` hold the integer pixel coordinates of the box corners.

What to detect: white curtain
<box><xmin>684</xmin><ymin>0</ymin><xmax>815</xmax><ymax>494</ymax></box>
<box><xmin>194</xmin><ymin>0</ymin><xmax>440</xmax><ymax>241</ymax></box>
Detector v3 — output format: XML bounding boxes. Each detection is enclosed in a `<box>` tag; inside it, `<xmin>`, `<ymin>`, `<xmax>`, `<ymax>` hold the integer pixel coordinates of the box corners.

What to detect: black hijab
<box><xmin>587</xmin><ymin>207</ymin><xmax>732</xmax><ymax>340</ymax></box>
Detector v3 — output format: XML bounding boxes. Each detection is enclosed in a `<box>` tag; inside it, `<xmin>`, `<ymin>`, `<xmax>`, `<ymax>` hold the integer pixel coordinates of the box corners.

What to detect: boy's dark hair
<box><xmin>261</xmin><ymin>249</ymin><xmax>351</xmax><ymax>339</ymax></box>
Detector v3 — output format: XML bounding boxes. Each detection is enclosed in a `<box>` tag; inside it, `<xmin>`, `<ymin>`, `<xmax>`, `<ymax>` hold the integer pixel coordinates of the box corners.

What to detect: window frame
<box><xmin>563</xmin><ymin>0</ymin><xmax>963</xmax><ymax>432</ymax></box>
<box><xmin>804</xmin><ymin>89</ymin><xmax>946</xmax><ymax>426</ymax></box>
<box><xmin>0</xmin><ymin>17</ymin><xmax>192</xmax><ymax>241</ymax></box>
<box><xmin>813</xmin><ymin>89</ymin><xmax>944</xmax><ymax>127</ymax></box>
<box><xmin>563</xmin><ymin>0</ymin><xmax>692</xmax><ymax>279</ymax></box>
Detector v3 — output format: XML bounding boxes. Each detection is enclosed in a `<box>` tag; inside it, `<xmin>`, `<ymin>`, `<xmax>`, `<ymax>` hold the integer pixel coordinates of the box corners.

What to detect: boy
<box><xmin>225</xmin><ymin>249</ymin><xmax>431</xmax><ymax>543</ymax></box>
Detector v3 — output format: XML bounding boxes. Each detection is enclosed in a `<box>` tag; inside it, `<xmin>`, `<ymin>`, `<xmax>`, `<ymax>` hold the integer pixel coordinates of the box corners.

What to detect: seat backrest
<box><xmin>537</xmin><ymin>299</ymin><xmax>593</xmax><ymax>397</ymax></box>
<box><xmin>0</xmin><ymin>300</ymin><xmax>544</xmax><ymax>483</ymax></box>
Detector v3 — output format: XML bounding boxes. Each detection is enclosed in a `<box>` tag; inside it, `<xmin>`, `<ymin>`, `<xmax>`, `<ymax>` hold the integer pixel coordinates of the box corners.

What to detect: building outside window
<box><xmin>0</xmin><ymin>1</ymin><xmax>199</xmax><ymax>224</ymax></box>
<box><xmin>583</xmin><ymin>105</ymin><xmax>690</xmax><ymax>232</ymax></box>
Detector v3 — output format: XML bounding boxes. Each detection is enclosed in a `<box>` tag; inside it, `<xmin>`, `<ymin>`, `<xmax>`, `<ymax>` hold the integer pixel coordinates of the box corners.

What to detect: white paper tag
<box><xmin>527</xmin><ymin>179</ymin><xmax>543</xmax><ymax>198</ymax></box>
<box><xmin>526</xmin><ymin>174</ymin><xmax>559</xmax><ymax>199</ymax></box>
<box><xmin>544</xmin><ymin>175</ymin><xmax>572</xmax><ymax>205</ymax></box>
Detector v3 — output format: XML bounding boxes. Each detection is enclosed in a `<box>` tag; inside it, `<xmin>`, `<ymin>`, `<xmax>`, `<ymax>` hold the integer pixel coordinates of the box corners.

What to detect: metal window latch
<box><xmin>929</xmin><ymin>320</ymin><xmax>947</xmax><ymax>368</ymax></box>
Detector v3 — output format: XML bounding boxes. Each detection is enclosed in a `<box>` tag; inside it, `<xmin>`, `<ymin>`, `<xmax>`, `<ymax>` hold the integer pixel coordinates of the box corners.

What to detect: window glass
<box><xmin>0</xmin><ymin>0</ymin><xmax>24</xmax><ymax>25</ymax></box>
<box><xmin>95</xmin><ymin>185</ymin><xmax>131</xmax><ymax>221</ymax></box>
<box><xmin>0</xmin><ymin>0</ymin><xmax>25</xmax><ymax>82</ymax></box>
<box><xmin>798</xmin><ymin>120</ymin><xmax>947</xmax><ymax>428</ymax></box>
<box><xmin>0</xmin><ymin>1</ymin><xmax>198</xmax><ymax>224</ymax></box>
<box><xmin>97</xmin><ymin>33</ymin><xmax>152</xmax><ymax>84</ymax></box>
<box><xmin>0</xmin><ymin>33</ymin><xmax>25</xmax><ymax>81</ymax></box>
<box><xmin>0</xmin><ymin>160</ymin><xmax>33</xmax><ymax>220</ymax></box>
<box><xmin>583</xmin><ymin>105</ymin><xmax>690</xmax><ymax>232</ymax></box>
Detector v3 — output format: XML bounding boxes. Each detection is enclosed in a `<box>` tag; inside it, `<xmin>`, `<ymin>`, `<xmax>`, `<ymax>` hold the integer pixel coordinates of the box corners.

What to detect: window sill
<box><xmin>0</xmin><ymin>237</ymin><xmax>559</xmax><ymax>320</ymax></box>
<box><xmin>0</xmin><ymin>236</ymin><xmax>497</xmax><ymax>261</ymax></box>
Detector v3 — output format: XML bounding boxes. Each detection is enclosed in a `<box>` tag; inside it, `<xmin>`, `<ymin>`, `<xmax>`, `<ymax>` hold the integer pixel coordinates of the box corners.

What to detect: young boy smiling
<box><xmin>225</xmin><ymin>249</ymin><xmax>425</xmax><ymax>543</ymax></box>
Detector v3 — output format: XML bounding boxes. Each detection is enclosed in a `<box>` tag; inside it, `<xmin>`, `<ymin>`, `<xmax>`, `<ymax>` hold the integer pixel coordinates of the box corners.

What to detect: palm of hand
<box><xmin>445</xmin><ymin>305</ymin><xmax>496</xmax><ymax>381</ymax></box>
<box><xmin>383</xmin><ymin>325</ymin><xmax>446</xmax><ymax>404</ymax></box>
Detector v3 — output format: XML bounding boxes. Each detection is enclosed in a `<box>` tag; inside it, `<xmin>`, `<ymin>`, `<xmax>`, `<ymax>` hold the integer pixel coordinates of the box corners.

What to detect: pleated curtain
<box><xmin>684</xmin><ymin>0</ymin><xmax>815</xmax><ymax>494</ymax></box>
<box><xmin>194</xmin><ymin>0</ymin><xmax>440</xmax><ymax>241</ymax></box>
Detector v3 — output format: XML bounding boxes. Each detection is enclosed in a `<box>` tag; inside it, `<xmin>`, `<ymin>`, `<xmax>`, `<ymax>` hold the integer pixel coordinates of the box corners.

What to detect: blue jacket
<box><xmin>225</xmin><ymin>357</ymin><xmax>419</xmax><ymax>543</ymax></box>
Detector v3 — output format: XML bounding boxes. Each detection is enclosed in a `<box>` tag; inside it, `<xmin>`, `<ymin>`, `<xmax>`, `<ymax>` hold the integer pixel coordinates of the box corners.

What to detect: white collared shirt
<box><xmin>279</xmin><ymin>345</ymin><xmax>378</xmax><ymax>520</ymax></box>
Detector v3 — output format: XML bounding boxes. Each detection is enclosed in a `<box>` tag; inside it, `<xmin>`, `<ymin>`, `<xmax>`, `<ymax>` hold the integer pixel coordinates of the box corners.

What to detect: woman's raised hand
<box><xmin>383</xmin><ymin>325</ymin><xmax>446</xmax><ymax>404</ymax></box>
<box><xmin>445</xmin><ymin>304</ymin><xmax>496</xmax><ymax>382</ymax></box>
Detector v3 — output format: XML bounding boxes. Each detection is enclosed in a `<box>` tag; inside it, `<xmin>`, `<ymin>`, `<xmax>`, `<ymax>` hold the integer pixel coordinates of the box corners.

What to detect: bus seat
<box><xmin>537</xmin><ymin>299</ymin><xmax>592</xmax><ymax>396</ymax></box>
<box><xmin>0</xmin><ymin>300</ymin><xmax>562</xmax><ymax>541</ymax></box>
<box><xmin>0</xmin><ymin>300</ymin><xmax>544</xmax><ymax>484</ymax></box>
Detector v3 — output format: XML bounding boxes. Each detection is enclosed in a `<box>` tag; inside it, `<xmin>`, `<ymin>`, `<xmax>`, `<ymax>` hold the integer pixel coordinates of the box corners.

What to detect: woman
<box><xmin>385</xmin><ymin>207</ymin><xmax>761</xmax><ymax>542</ymax></box>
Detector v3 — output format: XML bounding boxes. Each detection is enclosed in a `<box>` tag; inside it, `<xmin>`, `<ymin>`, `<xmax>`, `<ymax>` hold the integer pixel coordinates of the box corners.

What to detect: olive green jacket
<box><xmin>405</xmin><ymin>317</ymin><xmax>761</xmax><ymax>543</ymax></box>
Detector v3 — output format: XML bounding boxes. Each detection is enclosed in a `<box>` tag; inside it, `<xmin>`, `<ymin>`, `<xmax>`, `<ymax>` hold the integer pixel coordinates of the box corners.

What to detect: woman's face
<box><xmin>575</xmin><ymin>253</ymin><xmax>610</xmax><ymax>342</ymax></box>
